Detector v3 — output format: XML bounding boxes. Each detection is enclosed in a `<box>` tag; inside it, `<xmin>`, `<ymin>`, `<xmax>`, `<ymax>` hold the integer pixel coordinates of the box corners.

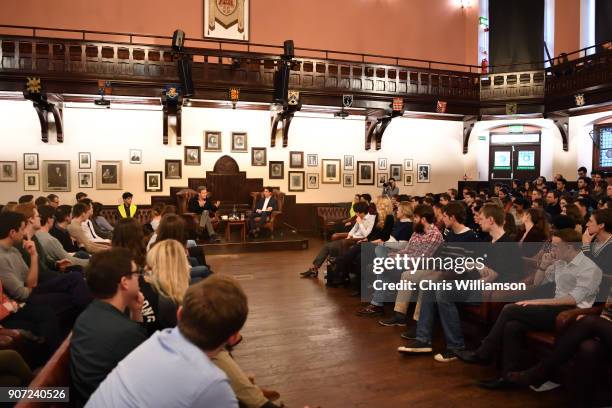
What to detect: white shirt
<box><xmin>348</xmin><ymin>214</ymin><xmax>376</xmax><ymax>239</ymax></box>
<box><xmin>81</xmin><ymin>220</ymin><xmax>110</xmax><ymax>244</ymax></box>
<box><xmin>542</xmin><ymin>251</ymin><xmax>602</xmax><ymax>309</ymax></box>
<box><xmin>260</xmin><ymin>197</ymin><xmax>271</xmax><ymax>212</ymax></box>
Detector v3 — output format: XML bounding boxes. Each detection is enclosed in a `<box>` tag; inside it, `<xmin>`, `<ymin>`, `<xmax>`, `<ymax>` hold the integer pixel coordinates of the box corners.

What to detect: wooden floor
<box><xmin>208</xmin><ymin>239</ymin><xmax>567</xmax><ymax>408</ymax></box>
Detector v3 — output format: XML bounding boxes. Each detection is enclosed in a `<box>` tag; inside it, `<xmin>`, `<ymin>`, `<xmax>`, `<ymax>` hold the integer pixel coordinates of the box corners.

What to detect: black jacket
<box><xmin>187</xmin><ymin>197</ymin><xmax>218</xmax><ymax>214</ymax></box>
<box><xmin>254</xmin><ymin>197</ymin><xmax>278</xmax><ymax>213</ymax></box>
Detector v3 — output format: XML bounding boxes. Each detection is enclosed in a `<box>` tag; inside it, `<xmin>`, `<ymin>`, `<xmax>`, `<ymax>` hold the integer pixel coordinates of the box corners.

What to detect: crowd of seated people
<box><xmin>303</xmin><ymin>167</ymin><xmax>611</xmax><ymax>405</ymax></box>
<box><xmin>0</xmin><ymin>192</ymin><xmax>282</xmax><ymax>408</ymax></box>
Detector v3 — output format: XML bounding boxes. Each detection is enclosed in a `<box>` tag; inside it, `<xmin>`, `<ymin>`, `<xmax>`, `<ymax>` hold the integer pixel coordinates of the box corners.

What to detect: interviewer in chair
<box><xmin>248</xmin><ymin>188</ymin><xmax>277</xmax><ymax>238</ymax></box>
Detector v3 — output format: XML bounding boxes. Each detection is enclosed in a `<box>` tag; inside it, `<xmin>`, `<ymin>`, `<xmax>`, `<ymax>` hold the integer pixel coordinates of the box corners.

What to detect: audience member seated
<box><xmin>395</xmin><ymin>202</ymin><xmax>481</xmax><ymax>361</ymax></box>
<box><xmin>456</xmin><ymin>228</ymin><xmax>602</xmax><ymax>390</ymax></box>
<box><xmin>187</xmin><ymin>186</ymin><xmax>221</xmax><ymax>242</ymax></box>
<box><xmin>151</xmin><ymin>214</ymin><xmax>210</xmax><ymax>282</ymax></box>
<box><xmin>70</xmin><ymin>248</ymin><xmax>147</xmax><ymax>406</ymax></box>
<box><xmin>149</xmin><ymin>202</ymin><xmax>164</xmax><ymax>232</ymax></box>
<box><xmin>0</xmin><ymin>279</ymin><xmax>61</xmax><ymax>363</ymax></box>
<box><xmin>13</xmin><ymin>204</ymin><xmax>62</xmax><ymax>283</ymax></box>
<box><xmin>248</xmin><ymin>187</ymin><xmax>277</xmax><ymax>238</ymax></box>
<box><xmin>47</xmin><ymin>194</ymin><xmax>60</xmax><ymax>208</ymax></box>
<box><xmin>86</xmin><ymin>275</ymin><xmax>248</xmax><ymax>408</ymax></box>
<box><xmin>518</xmin><ymin>208</ymin><xmax>550</xmax><ymax>258</ymax></box>
<box><xmin>111</xmin><ymin>218</ymin><xmax>146</xmax><ymax>269</ymax></box>
<box><xmin>34</xmin><ymin>196</ymin><xmax>50</xmax><ymax>207</ymax></box>
<box><xmin>300</xmin><ymin>202</ymin><xmax>374</xmax><ymax>279</ymax></box>
<box><xmin>0</xmin><ymin>350</ymin><xmax>33</xmax><ymax>386</ymax></box>
<box><xmin>581</xmin><ymin>208</ymin><xmax>611</xmax><ymax>275</ymax></box>
<box><xmin>79</xmin><ymin>199</ymin><xmax>111</xmax><ymax>245</ymax></box>
<box><xmin>0</xmin><ymin>211</ymin><xmax>91</xmax><ymax>318</ymax></box>
<box><xmin>358</xmin><ymin>204</ymin><xmax>443</xmax><ymax>317</ymax></box>
<box><xmin>50</xmin><ymin>205</ymin><xmax>82</xmax><ymax>254</ymax></box>
<box><xmin>373</xmin><ymin>201</ymin><xmax>413</xmax><ymax>255</ymax></box>
<box><xmin>92</xmin><ymin>202</ymin><xmax>113</xmax><ymax>239</ymax></box>
<box><xmin>336</xmin><ymin>196</ymin><xmax>395</xmax><ymax>293</ymax></box>
<box><xmin>139</xmin><ymin>239</ymin><xmax>189</xmax><ymax>336</ymax></box>
<box><xmin>67</xmin><ymin>203</ymin><xmax>110</xmax><ymax>254</ymax></box>
<box><xmin>18</xmin><ymin>195</ymin><xmax>34</xmax><ymax>205</ymax></box>
<box><xmin>35</xmin><ymin>205</ymin><xmax>88</xmax><ymax>269</ymax></box>
<box><xmin>75</xmin><ymin>192</ymin><xmax>88</xmax><ymax>202</ymax></box>
<box><xmin>507</xmin><ymin>289</ymin><xmax>612</xmax><ymax>407</ymax></box>
<box><xmin>117</xmin><ymin>192</ymin><xmax>138</xmax><ymax>219</ymax></box>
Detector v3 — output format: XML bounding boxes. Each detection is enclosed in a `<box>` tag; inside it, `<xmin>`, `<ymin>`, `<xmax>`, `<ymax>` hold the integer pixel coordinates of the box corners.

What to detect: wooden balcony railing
<box><xmin>0</xmin><ymin>25</ymin><xmax>610</xmax><ymax>110</ymax></box>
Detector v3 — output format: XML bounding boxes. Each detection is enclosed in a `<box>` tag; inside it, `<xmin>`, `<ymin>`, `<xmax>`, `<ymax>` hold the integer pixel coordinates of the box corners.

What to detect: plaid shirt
<box><xmin>396</xmin><ymin>224</ymin><xmax>443</xmax><ymax>258</ymax></box>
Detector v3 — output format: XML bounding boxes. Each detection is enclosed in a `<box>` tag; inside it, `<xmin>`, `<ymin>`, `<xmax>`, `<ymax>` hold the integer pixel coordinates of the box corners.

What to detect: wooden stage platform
<box><xmin>199</xmin><ymin>232</ymin><xmax>310</xmax><ymax>255</ymax></box>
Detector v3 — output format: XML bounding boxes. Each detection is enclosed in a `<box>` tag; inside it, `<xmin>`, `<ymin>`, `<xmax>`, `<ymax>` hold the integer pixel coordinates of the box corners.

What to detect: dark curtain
<box><xmin>489</xmin><ymin>0</ymin><xmax>544</xmax><ymax>72</ymax></box>
<box><xmin>596</xmin><ymin>0</ymin><xmax>612</xmax><ymax>46</ymax></box>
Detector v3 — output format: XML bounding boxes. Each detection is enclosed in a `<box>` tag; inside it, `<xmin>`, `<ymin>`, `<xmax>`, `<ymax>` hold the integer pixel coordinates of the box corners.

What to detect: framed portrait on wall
<box><xmin>404</xmin><ymin>159</ymin><xmax>413</xmax><ymax>171</ymax></box>
<box><xmin>0</xmin><ymin>161</ymin><xmax>17</xmax><ymax>182</ymax></box>
<box><xmin>377</xmin><ymin>172</ymin><xmax>388</xmax><ymax>188</ymax></box>
<box><xmin>78</xmin><ymin>172</ymin><xmax>93</xmax><ymax>189</ymax></box>
<box><xmin>204</xmin><ymin>131</ymin><xmax>222</xmax><ymax>152</ymax></box>
<box><xmin>23</xmin><ymin>153</ymin><xmax>38</xmax><ymax>170</ymax></box>
<box><xmin>79</xmin><ymin>152</ymin><xmax>91</xmax><ymax>169</ymax></box>
<box><xmin>288</xmin><ymin>171</ymin><xmax>305</xmax><ymax>192</ymax></box>
<box><xmin>321</xmin><ymin>159</ymin><xmax>341</xmax><ymax>184</ymax></box>
<box><xmin>204</xmin><ymin>0</ymin><xmax>250</xmax><ymax>42</ymax></box>
<box><xmin>129</xmin><ymin>149</ymin><xmax>142</xmax><ymax>164</ymax></box>
<box><xmin>145</xmin><ymin>171</ymin><xmax>163</xmax><ymax>192</ymax></box>
<box><xmin>269</xmin><ymin>161</ymin><xmax>284</xmax><ymax>179</ymax></box>
<box><xmin>184</xmin><ymin>146</ymin><xmax>201</xmax><ymax>166</ymax></box>
<box><xmin>231</xmin><ymin>132</ymin><xmax>248</xmax><ymax>152</ymax></box>
<box><xmin>306</xmin><ymin>154</ymin><xmax>318</xmax><ymax>167</ymax></box>
<box><xmin>23</xmin><ymin>172</ymin><xmax>40</xmax><ymax>191</ymax></box>
<box><xmin>251</xmin><ymin>147</ymin><xmax>267</xmax><ymax>166</ymax></box>
<box><xmin>404</xmin><ymin>173</ymin><xmax>414</xmax><ymax>186</ymax></box>
<box><xmin>417</xmin><ymin>164</ymin><xmax>431</xmax><ymax>183</ymax></box>
<box><xmin>165</xmin><ymin>160</ymin><xmax>182</xmax><ymax>179</ymax></box>
<box><xmin>42</xmin><ymin>160</ymin><xmax>70</xmax><ymax>191</ymax></box>
<box><xmin>96</xmin><ymin>161</ymin><xmax>122</xmax><ymax>190</ymax></box>
<box><xmin>344</xmin><ymin>155</ymin><xmax>354</xmax><ymax>170</ymax></box>
<box><xmin>289</xmin><ymin>151</ymin><xmax>304</xmax><ymax>168</ymax></box>
<box><xmin>343</xmin><ymin>173</ymin><xmax>354</xmax><ymax>188</ymax></box>
<box><xmin>307</xmin><ymin>173</ymin><xmax>319</xmax><ymax>189</ymax></box>
<box><xmin>378</xmin><ymin>158</ymin><xmax>387</xmax><ymax>170</ymax></box>
<box><xmin>357</xmin><ymin>161</ymin><xmax>375</xmax><ymax>185</ymax></box>
<box><xmin>390</xmin><ymin>164</ymin><xmax>402</xmax><ymax>180</ymax></box>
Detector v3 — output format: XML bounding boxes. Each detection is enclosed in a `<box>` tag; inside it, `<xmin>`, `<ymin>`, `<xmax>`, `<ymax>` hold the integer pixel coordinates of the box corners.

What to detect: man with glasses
<box><xmin>70</xmin><ymin>248</ymin><xmax>146</xmax><ymax>406</ymax></box>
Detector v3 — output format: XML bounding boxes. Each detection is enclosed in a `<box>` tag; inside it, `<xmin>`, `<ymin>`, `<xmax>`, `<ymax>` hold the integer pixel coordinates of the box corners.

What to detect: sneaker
<box><xmin>397</xmin><ymin>340</ymin><xmax>432</xmax><ymax>354</ymax></box>
<box><xmin>400</xmin><ymin>326</ymin><xmax>416</xmax><ymax>340</ymax></box>
<box><xmin>434</xmin><ymin>349</ymin><xmax>461</xmax><ymax>362</ymax></box>
<box><xmin>379</xmin><ymin>313</ymin><xmax>407</xmax><ymax>327</ymax></box>
<box><xmin>300</xmin><ymin>268</ymin><xmax>318</xmax><ymax>278</ymax></box>
<box><xmin>356</xmin><ymin>304</ymin><xmax>384</xmax><ymax>317</ymax></box>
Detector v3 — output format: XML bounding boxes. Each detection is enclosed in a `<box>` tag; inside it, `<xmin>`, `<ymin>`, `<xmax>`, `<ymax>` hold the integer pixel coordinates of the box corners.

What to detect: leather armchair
<box><xmin>317</xmin><ymin>206</ymin><xmax>350</xmax><ymax>240</ymax></box>
<box><xmin>176</xmin><ymin>189</ymin><xmax>219</xmax><ymax>236</ymax></box>
<box><xmin>249</xmin><ymin>191</ymin><xmax>285</xmax><ymax>237</ymax></box>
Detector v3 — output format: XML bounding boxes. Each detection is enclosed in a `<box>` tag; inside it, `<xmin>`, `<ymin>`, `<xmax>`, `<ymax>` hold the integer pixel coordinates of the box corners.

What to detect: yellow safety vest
<box><xmin>118</xmin><ymin>204</ymin><xmax>137</xmax><ymax>218</ymax></box>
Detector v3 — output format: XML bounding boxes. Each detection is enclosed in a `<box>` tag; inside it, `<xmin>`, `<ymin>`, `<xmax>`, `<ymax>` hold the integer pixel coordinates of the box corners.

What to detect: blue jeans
<box><xmin>415</xmin><ymin>286</ymin><xmax>469</xmax><ymax>350</ymax></box>
<box><xmin>189</xmin><ymin>265</ymin><xmax>211</xmax><ymax>284</ymax></box>
<box><xmin>73</xmin><ymin>250</ymin><xmax>90</xmax><ymax>259</ymax></box>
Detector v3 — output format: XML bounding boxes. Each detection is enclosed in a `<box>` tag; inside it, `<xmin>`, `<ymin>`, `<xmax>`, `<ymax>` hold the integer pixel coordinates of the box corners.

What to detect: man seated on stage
<box><xmin>188</xmin><ymin>186</ymin><xmax>221</xmax><ymax>243</ymax></box>
<box><xmin>117</xmin><ymin>192</ymin><xmax>138</xmax><ymax>219</ymax></box>
<box><xmin>248</xmin><ymin>187</ymin><xmax>277</xmax><ymax>238</ymax></box>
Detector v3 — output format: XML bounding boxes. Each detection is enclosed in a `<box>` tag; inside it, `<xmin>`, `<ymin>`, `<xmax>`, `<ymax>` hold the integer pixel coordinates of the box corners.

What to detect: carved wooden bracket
<box><xmin>462</xmin><ymin>115</ymin><xmax>478</xmax><ymax>154</ymax></box>
<box><xmin>365</xmin><ymin>115</ymin><xmax>392</xmax><ymax>150</ymax></box>
<box><xmin>162</xmin><ymin>96</ymin><xmax>182</xmax><ymax>145</ymax></box>
<box><xmin>546</xmin><ymin>113</ymin><xmax>569</xmax><ymax>151</ymax></box>
<box><xmin>25</xmin><ymin>96</ymin><xmax>63</xmax><ymax>143</ymax></box>
<box><xmin>270</xmin><ymin>111</ymin><xmax>294</xmax><ymax>147</ymax></box>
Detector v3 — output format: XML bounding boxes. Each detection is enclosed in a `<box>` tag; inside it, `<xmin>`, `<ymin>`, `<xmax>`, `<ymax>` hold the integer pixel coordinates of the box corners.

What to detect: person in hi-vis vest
<box><xmin>117</xmin><ymin>192</ymin><xmax>138</xmax><ymax>219</ymax></box>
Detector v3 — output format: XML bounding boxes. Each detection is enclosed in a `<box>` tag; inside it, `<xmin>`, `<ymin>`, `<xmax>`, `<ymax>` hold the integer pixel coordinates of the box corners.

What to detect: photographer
<box><xmin>382</xmin><ymin>178</ymin><xmax>399</xmax><ymax>198</ymax></box>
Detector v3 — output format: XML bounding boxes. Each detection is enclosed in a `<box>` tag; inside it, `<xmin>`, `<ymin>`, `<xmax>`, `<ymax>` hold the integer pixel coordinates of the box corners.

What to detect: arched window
<box><xmin>593</xmin><ymin>124</ymin><xmax>612</xmax><ymax>171</ymax></box>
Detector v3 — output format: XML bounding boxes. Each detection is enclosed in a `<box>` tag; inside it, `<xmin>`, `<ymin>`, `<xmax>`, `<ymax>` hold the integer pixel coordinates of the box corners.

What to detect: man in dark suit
<box><xmin>248</xmin><ymin>187</ymin><xmax>277</xmax><ymax>237</ymax></box>
<box><xmin>188</xmin><ymin>186</ymin><xmax>221</xmax><ymax>242</ymax></box>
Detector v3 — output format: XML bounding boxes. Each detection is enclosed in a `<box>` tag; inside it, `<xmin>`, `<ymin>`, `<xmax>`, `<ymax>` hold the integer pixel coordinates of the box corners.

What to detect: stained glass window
<box><xmin>598</xmin><ymin>126</ymin><xmax>612</xmax><ymax>169</ymax></box>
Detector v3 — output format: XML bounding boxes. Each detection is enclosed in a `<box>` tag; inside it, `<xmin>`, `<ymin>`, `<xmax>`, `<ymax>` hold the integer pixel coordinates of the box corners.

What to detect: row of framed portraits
<box><xmin>287</xmin><ymin>162</ymin><xmax>431</xmax><ymax>191</ymax></box>
<box><xmin>12</xmin><ymin>160</ymin><xmax>123</xmax><ymax>192</ymax></box>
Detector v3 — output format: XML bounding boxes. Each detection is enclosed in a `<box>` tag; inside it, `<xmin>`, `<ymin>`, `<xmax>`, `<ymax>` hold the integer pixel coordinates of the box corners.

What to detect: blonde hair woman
<box><xmin>140</xmin><ymin>239</ymin><xmax>190</xmax><ymax>336</ymax></box>
<box><xmin>367</xmin><ymin>197</ymin><xmax>395</xmax><ymax>243</ymax></box>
